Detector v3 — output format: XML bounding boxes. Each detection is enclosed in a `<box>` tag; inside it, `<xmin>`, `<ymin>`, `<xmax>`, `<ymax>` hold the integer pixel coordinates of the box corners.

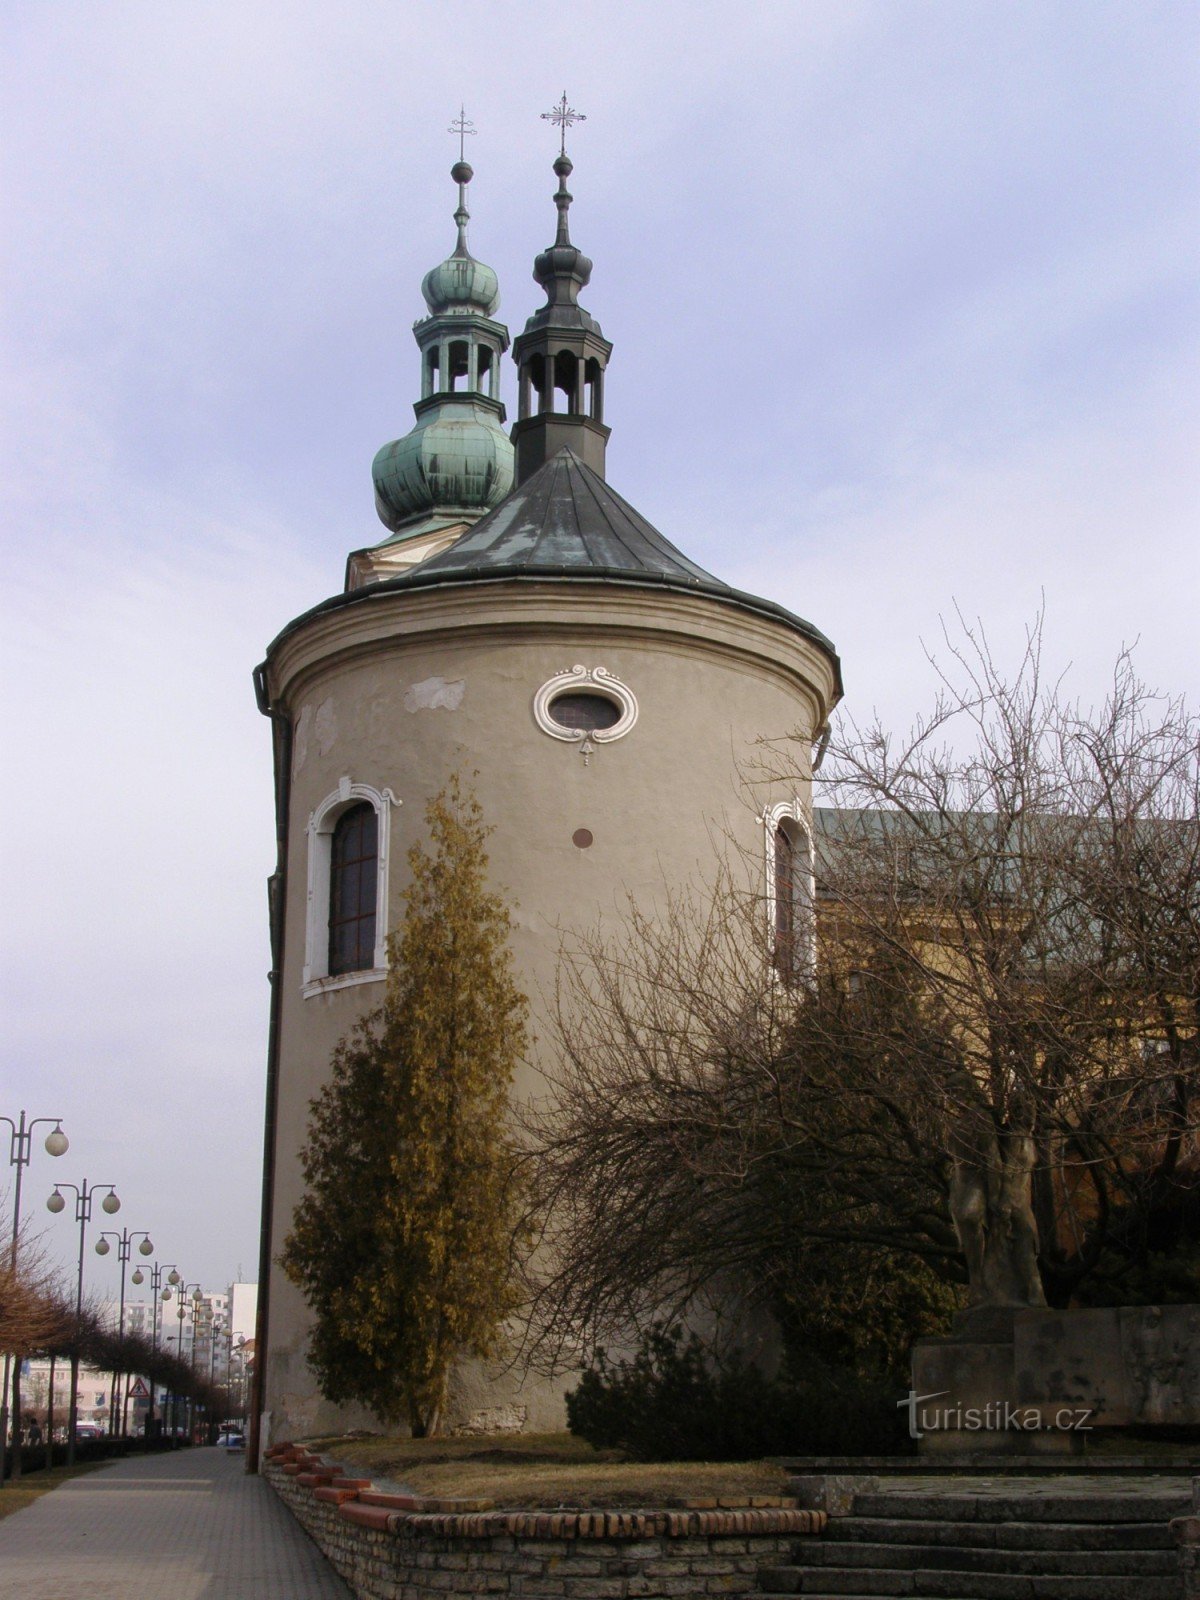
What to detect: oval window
<box><xmin>548</xmin><ymin>692</ymin><xmax>621</xmax><ymax>732</ymax></box>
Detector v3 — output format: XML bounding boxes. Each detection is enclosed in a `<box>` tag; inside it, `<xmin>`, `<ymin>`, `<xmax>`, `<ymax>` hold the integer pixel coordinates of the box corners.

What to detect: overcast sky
<box><xmin>3</xmin><ymin>2</ymin><xmax>1197</xmax><ymax>1302</ymax></box>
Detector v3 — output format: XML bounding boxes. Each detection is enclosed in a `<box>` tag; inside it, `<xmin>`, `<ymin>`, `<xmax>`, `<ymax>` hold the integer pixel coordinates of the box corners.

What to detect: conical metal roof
<box><xmin>265</xmin><ymin>450</ymin><xmax>841</xmax><ymax>693</ymax></box>
<box><xmin>417</xmin><ymin>448</ymin><xmax>722</xmax><ymax>585</ymax></box>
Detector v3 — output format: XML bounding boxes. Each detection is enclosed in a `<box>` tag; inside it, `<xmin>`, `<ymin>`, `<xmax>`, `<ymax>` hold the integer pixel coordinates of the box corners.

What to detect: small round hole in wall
<box><xmin>572</xmin><ymin>828</ymin><xmax>594</xmax><ymax>849</ymax></box>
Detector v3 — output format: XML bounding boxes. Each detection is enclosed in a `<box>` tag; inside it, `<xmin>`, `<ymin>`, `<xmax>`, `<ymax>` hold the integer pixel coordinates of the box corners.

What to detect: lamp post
<box><xmin>232</xmin><ymin>1336</ymin><xmax>249</xmax><ymax>1423</ymax></box>
<box><xmin>47</xmin><ymin>1179</ymin><xmax>120</xmax><ymax>1465</ymax></box>
<box><xmin>188</xmin><ymin>1288</ymin><xmax>207</xmax><ymax>1441</ymax></box>
<box><xmin>131</xmin><ymin>1260</ymin><xmax>178</xmax><ymax>1442</ymax></box>
<box><xmin>170</xmin><ymin>1283</ymin><xmax>201</xmax><ymax>1442</ymax></box>
<box><xmin>0</xmin><ymin>1111</ymin><xmax>68</xmax><ymax>1486</ymax></box>
<box><xmin>95</xmin><ymin>1228</ymin><xmax>152</xmax><ymax>1436</ymax></box>
<box><xmin>208</xmin><ymin>1316</ymin><xmax>220</xmax><ymax>1384</ymax></box>
<box><xmin>205</xmin><ymin>1314</ymin><xmax>223</xmax><ymax>1441</ymax></box>
<box><xmin>164</xmin><ymin>1333</ymin><xmax>183</xmax><ymax>1438</ymax></box>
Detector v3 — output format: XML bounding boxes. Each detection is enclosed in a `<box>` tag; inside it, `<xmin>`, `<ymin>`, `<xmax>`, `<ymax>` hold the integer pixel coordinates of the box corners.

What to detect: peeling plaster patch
<box><xmin>292</xmin><ymin>704</ymin><xmax>312</xmax><ymax>777</ymax></box>
<box><xmin>313</xmin><ymin>696</ymin><xmax>338</xmax><ymax>754</ymax></box>
<box><xmin>404</xmin><ymin>676</ymin><xmax>466</xmax><ymax>713</ymax></box>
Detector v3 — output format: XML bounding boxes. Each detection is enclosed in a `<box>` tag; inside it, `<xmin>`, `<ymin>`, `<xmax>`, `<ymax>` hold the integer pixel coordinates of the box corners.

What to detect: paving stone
<box><xmin>0</xmin><ymin>1445</ymin><xmax>352</xmax><ymax>1598</ymax></box>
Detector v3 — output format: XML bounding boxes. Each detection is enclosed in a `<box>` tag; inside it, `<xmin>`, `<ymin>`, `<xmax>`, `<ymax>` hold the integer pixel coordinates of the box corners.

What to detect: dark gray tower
<box><xmin>510</xmin><ymin>150</ymin><xmax>612</xmax><ymax>483</ymax></box>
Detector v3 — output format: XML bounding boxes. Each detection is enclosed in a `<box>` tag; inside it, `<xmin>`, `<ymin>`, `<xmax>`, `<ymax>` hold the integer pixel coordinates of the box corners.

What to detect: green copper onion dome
<box><xmin>371</xmin><ymin>157</ymin><xmax>513</xmax><ymax>534</ymax></box>
<box><xmin>420</xmin><ymin>160</ymin><xmax>501</xmax><ymax>316</ymax></box>
<box><xmin>372</xmin><ymin>411</ymin><xmax>512</xmax><ymax>528</ymax></box>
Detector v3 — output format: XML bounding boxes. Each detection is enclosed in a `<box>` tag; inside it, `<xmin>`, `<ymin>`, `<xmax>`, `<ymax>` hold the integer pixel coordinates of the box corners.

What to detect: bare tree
<box><xmin>0</xmin><ymin>1216</ymin><xmax>73</xmax><ymax>1367</ymax></box>
<box><xmin>522</xmin><ymin>621</ymin><xmax>1199</xmax><ymax>1367</ymax></box>
<box><xmin>816</xmin><ymin>620</ymin><xmax>1199</xmax><ymax>1305</ymax></box>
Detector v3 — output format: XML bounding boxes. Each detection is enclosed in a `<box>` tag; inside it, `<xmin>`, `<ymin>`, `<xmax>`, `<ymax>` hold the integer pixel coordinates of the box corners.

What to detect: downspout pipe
<box><xmin>247</xmin><ymin>661</ymin><xmax>291</xmax><ymax>1472</ymax></box>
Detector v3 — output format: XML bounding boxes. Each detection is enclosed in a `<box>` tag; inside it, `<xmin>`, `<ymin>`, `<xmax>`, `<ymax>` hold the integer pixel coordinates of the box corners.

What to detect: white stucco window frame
<box><xmin>302</xmin><ymin>777</ymin><xmax>398</xmax><ymax>998</ymax></box>
<box><xmin>762</xmin><ymin>797</ymin><xmax>816</xmax><ymax>981</ymax></box>
<box><xmin>532</xmin><ymin>665</ymin><xmax>638</xmax><ymax>754</ymax></box>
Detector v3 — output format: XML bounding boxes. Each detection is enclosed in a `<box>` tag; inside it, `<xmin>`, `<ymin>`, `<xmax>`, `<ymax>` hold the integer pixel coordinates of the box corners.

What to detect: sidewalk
<box><xmin>0</xmin><ymin>1446</ymin><xmax>352</xmax><ymax>1599</ymax></box>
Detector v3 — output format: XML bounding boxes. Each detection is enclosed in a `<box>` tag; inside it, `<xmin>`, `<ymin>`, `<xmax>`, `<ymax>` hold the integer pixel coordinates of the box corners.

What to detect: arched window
<box><xmin>554</xmin><ymin>349</ymin><xmax>580</xmax><ymax>413</ymax></box>
<box><xmin>529</xmin><ymin>352</ymin><xmax>550</xmax><ymax>413</ymax></box>
<box><xmin>303</xmin><ymin>778</ymin><xmax>397</xmax><ymax>996</ymax></box>
<box><xmin>328</xmin><ymin>803</ymin><xmax>378</xmax><ymax>976</ymax></box>
<box><xmin>447</xmin><ymin>339</ymin><xmax>470</xmax><ymax>392</ymax></box>
<box><xmin>476</xmin><ymin>344</ymin><xmax>493</xmax><ymax>397</ymax></box>
<box><xmin>774</xmin><ymin>820</ymin><xmax>799</xmax><ymax>978</ymax></box>
<box><xmin>585</xmin><ymin>356</ymin><xmax>603</xmax><ymax>420</ymax></box>
<box><xmin>765</xmin><ymin>804</ymin><xmax>814</xmax><ymax>984</ymax></box>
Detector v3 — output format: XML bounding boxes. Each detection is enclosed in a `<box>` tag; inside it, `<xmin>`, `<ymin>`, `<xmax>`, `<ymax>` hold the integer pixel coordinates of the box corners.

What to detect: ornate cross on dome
<box><xmin>449</xmin><ymin>106</ymin><xmax>476</xmax><ymax>162</ymax></box>
<box><xmin>541</xmin><ymin>92</ymin><xmax>586</xmax><ymax>157</ymax></box>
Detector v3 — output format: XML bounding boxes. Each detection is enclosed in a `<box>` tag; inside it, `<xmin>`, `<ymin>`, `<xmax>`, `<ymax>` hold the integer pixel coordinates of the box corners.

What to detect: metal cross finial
<box><xmin>449</xmin><ymin>106</ymin><xmax>476</xmax><ymax>163</ymax></box>
<box><xmin>541</xmin><ymin>92</ymin><xmax>586</xmax><ymax>157</ymax></box>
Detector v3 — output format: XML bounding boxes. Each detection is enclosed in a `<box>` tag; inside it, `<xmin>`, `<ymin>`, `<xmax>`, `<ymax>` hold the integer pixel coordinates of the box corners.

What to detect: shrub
<box><xmin>566</xmin><ymin>1324</ymin><xmax>912</xmax><ymax>1460</ymax></box>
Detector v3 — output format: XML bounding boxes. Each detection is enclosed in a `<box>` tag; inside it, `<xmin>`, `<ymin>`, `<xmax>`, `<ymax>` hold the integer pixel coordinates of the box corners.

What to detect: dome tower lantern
<box><xmin>511</xmin><ymin>95</ymin><xmax>613</xmax><ymax>484</ymax></box>
<box><xmin>370</xmin><ymin>115</ymin><xmax>514</xmax><ymax>544</ymax></box>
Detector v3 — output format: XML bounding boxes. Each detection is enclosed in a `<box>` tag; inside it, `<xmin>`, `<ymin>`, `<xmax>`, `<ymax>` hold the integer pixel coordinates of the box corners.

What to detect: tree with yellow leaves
<box><xmin>282</xmin><ymin>777</ymin><xmax>528</xmax><ymax>1437</ymax></box>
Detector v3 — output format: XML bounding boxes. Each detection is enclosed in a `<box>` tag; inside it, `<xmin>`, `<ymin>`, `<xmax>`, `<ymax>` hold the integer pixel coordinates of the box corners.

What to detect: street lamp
<box><xmin>205</xmin><ymin>1315</ymin><xmax>224</xmax><ymax>1442</ymax></box>
<box><xmin>46</xmin><ymin>1179</ymin><xmax>119</xmax><ymax>1465</ymax></box>
<box><xmin>231</xmin><ymin>1335</ymin><xmax>249</xmax><ymax>1423</ymax></box>
<box><xmin>188</xmin><ymin>1289</ymin><xmax>208</xmax><ymax>1441</ymax></box>
<box><xmin>169</xmin><ymin>1282</ymin><xmax>201</xmax><ymax>1442</ymax></box>
<box><xmin>0</xmin><ymin>1111</ymin><xmax>68</xmax><ymax>1487</ymax></box>
<box><xmin>130</xmin><ymin>1261</ymin><xmax>177</xmax><ymax>1443</ymax></box>
<box><xmin>95</xmin><ymin>1229</ymin><xmax>152</xmax><ymax>1436</ymax></box>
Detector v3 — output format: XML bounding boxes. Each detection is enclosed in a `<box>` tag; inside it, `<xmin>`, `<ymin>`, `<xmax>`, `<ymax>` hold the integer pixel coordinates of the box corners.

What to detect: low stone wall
<box><xmin>264</xmin><ymin>1441</ymin><xmax>827</xmax><ymax>1599</ymax></box>
<box><xmin>913</xmin><ymin>1303</ymin><xmax>1200</xmax><ymax>1453</ymax></box>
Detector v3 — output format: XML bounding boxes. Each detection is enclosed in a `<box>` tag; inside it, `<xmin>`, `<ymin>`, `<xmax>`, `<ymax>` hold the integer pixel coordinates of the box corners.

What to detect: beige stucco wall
<box><xmin>259</xmin><ymin>578</ymin><xmax>839</xmax><ymax>1442</ymax></box>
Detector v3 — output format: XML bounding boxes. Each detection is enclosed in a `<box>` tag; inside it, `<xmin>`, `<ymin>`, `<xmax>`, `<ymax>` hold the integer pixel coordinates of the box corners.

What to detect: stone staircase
<box><xmin>758</xmin><ymin>1479</ymin><xmax>1189</xmax><ymax>1598</ymax></box>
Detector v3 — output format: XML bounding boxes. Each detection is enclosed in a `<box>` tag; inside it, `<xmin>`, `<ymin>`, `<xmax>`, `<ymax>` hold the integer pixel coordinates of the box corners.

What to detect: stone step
<box><xmin>825</xmin><ymin>1516</ymin><xmax>1175</xmax><ymax>1551</ymax></box>
<box><xmin>760</xmin><ymin>1567</ymin><xmax>1182</xmax><ymax>1598</ymax></box>
<box><xmin>851</xmin><ymin>1491</ymin><xmax>1189</xmax><ymax>1523</ymax></box>
<box><xmin>794</xmin><ymin>1540</ymin><xmax>1177</xmax><ymax>1576</ymax></box>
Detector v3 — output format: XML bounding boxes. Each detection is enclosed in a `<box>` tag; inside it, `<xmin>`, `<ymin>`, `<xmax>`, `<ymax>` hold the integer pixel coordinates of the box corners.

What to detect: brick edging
<box><xmin>264</xmin><ymin>1440</ymin><xmax>826</xmax><ymax>1541</ymax></box>
<box><xmin>391</xmin><ymin>1505</ymin><xmax>824</xmax><ymax>1539</ymax></box>
<box><xmin>265</xmin><ymin>1439</ymin><xmax>829</xmax><ymax>1599</ymax></box>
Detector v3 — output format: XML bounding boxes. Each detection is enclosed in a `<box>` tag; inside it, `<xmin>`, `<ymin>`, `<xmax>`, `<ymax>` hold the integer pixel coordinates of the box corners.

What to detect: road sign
<box><xmin>129</xmin><ymin>1378</ymin><xmax>150</xmax><ymax>1399</ymax></box>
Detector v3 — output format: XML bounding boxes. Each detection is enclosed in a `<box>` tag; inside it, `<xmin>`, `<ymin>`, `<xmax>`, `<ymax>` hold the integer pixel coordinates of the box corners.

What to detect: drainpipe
<box><xmin>247</xmin><ymin>662</ymin><xmax>291</xmax><ymax>1473</ymax></box>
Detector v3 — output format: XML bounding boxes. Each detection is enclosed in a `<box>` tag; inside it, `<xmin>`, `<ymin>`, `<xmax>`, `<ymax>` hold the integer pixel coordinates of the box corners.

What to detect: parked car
<box><xmin>74</xmin><ymin>1422</ymin><xmax>104</xmax><ymax>1440</ymax></box>
<box><xmin>217</xmin><ymin>1428</ymin><xmax>246</xmax><ymax>1452</ymax></box>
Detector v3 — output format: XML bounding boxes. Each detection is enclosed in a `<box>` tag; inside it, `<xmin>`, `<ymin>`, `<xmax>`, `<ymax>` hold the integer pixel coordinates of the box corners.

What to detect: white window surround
<box><xmin>761</xmin><ymin>798</ymin><xmax>816</xmax><ymax>980</ymax></box>
<box><xmin>532</xmin><ymin>665</ymin><xmax>638</xmax><ymax>763</ymax></box>
<box><xmin>302</xmin><ymin>777</ymin><xmax>399</xmax><ymax>998</ymax></box>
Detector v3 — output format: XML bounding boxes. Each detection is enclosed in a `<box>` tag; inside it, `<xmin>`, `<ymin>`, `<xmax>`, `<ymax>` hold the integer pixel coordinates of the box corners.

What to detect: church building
<box><xmin>252</xmin><ymin>121</ymin><xmax>842</xmax><ymax>1445</ymax></box>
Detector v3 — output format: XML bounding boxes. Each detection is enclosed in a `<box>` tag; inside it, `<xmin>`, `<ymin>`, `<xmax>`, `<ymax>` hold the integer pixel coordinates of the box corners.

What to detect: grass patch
<box><xmin>305</xmin><ymin>1430</ymin><xmax>792</xmax><ymax>1508</ymax></box>
<box><xmin>0</xmin><ymin>1460</ymin><xmax>108</xmax><ymax>1522</ymax></box>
